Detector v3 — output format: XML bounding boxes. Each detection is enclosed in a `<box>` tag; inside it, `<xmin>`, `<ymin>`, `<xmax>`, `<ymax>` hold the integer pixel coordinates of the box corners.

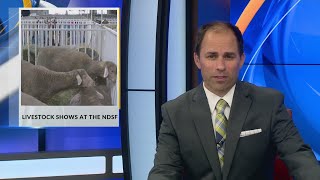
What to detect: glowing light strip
<box><xmin>306</xmin><ymin>82</ymin><xmax>320</xmax><ymax>96</ymax></box>
<box><xmin>236</xmin><ymin>0</ymin><xmax>265</xmax><ymax>34</ymax></box>
<box><xmin>23</xmin><ymin>0</ymin><xmax>32</xmax><ymax>8</ymax></box>
<box><xmin>0</xmin><ymin>156</ymin><xmax>106</xmax><ymax>179</ymax></box>
<box><xmin>241</xmin><ymin>0</ymin><xmax>301</xmax><ymax>81</ymax></box>
<box><xmin>112</xmin><ymin>155</ymin><xmax>123</xmax><ymax>173</ymax></box>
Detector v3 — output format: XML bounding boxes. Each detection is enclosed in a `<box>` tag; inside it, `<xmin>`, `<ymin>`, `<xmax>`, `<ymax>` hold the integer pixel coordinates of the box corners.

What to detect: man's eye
<box><xmin>224</xmin><ymin>55</ymin><xmax>235</xmax><ymax>59</ymax></box>
<box><xmin>207</xmin><ymin>55</ymin><xmax>217</xmax><ymax>59</ymax></box>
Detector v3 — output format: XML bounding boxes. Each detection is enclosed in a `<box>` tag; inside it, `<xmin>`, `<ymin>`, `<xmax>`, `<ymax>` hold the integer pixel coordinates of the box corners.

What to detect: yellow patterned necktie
<box><xmin>215</xmin><ymin>99</ymin><xmax>228</xmax><ymax>168</ymax></box>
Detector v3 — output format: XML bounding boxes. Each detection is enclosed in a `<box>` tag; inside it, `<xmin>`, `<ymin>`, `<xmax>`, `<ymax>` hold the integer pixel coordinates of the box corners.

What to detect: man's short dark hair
<box><xmin>194</xmin><ymin>21</ymin><xmax>244</xmax><ymax>56</ymax></box>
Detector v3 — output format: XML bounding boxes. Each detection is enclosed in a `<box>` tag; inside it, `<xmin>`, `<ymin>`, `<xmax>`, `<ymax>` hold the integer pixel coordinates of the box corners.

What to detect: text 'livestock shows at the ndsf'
<box><xmin>21</xmin><ymin>114</ymin><xmax>118</xmax><ymax>120</ymax></box>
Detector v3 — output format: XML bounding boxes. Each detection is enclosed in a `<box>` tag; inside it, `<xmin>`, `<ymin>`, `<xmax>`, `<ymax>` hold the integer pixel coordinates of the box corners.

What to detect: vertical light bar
<box><xmin>167</xmin><ymin>0</ymin><xmax>186</xmax><ymax>100</ymax></box>
<box><xmin>127</xmin><ymin>0</ymin><xmax>159</xmax><ymax>179</ymax></box>
<box><xmin>128</xmin><ymin>91</ymin><xmax>156</xmax><ymax>179</ymax></box>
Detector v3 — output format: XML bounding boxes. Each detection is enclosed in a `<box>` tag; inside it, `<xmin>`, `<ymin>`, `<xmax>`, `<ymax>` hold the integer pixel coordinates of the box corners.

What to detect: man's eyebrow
<box><xmin>205</xmin><ymin>51</ymin><xmax>218</xmax><ymax>55</ymax></box>
<box><xmin>224</xmin><ymin>52</ymin><xmax>236</xmax><ymax>56</ymax></box>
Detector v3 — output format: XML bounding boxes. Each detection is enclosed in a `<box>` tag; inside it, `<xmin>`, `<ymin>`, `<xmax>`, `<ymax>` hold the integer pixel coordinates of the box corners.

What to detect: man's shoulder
<box><xmin>240</xmin><ymin>81</ymin><xmax>283</xmax><ymax>99</ymax></box>
<box><xmin>162</xmin><ymin>86</ymin><xmax>199</xmax><ymax>109</ymax></box>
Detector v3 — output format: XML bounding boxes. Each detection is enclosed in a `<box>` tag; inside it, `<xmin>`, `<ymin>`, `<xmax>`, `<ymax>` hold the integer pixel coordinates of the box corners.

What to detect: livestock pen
<box><xmin>21</xmin><ymin>15</ymin><xmax>117</xmax><ymax>63</ymax></box>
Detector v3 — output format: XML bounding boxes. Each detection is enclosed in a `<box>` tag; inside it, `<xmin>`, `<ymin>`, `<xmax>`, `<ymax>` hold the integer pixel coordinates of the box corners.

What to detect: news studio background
<box><xmin>0</xmin><ymin>0</ymin><xmax>123</xmax><ymax>179</ymax></box>
<box><xmin>0</xmin><ymin>0</ymin><xmax>320</xmax><ymax>179</ymax></box>
<box><xmin>234</xmin><ymin>0</ymin><xmax>320</xmax><ymax>160</ymax></box>
<box><xmin>197</xmin><ymin>0</ymin><xmax>320</xmax><ymax>162</ymax></box>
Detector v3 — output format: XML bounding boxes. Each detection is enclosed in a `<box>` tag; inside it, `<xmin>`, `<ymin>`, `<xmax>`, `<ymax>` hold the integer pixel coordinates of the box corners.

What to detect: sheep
<box><xmin>78</xmin><ymin>47</ymin><xmax>100</xmax><ymax>61</ymax></box>
<box><xmin>21</xmin><ymin>61</ymin><xmax>95</xmax><ymax>103</ymax></box>
<box><xmin>74</xmin><ymin>85</ymin><xmax>113</xmax><ymax>105</ymax></box>
<box><xmin>22</xmin><ymin>46</ymin><xmax>100</xmax><ymax>65</ymax></box>
<box><xmin>47</xmin><ymin>85</ymin><xmax>112</xmax><ymax>106</ymax></box>
<box><xmin>21</xmin><ymin>92</ymin><xmax>47</xmax><ymax>106</ymax></box>
<box><xmin>46</xmin><ymin>88</ymin><xmax>78</xmax><ymax>105</ymax></box>
<box><xmin>95</xmin><ymin>85</ymin><xmax>113</xmax><ymax>105</ymax></box>
<box><xmin>69</xmin><ymin>86</ymin><xmax>110</xmax><ymax>106</ymax></box>
<box><xmin>36</xmin><ymin>47</ymin><xmax>117</xmax><ymax>85</ymax></box>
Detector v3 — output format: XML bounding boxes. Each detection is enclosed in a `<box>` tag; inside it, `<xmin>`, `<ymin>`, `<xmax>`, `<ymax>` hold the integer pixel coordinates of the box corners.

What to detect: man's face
<box><xmin>194</xmin><ymin>29</ymin><xmax>245</xmax><ymax>97</ymax></box>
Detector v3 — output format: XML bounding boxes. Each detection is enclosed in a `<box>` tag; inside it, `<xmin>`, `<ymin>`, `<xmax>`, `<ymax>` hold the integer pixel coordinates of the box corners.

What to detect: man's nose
<box><xmin>216</xmin><ymin>59</ymin><xmax>226</xmax><ymax>71</ymax></box>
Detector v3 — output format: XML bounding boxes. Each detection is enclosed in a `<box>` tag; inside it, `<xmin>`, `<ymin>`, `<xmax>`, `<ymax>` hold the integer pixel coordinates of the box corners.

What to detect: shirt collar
<box><xmin>203</xmin><ymin>82</ymin><xmax>236</xmax><ymax>109</ymax></box>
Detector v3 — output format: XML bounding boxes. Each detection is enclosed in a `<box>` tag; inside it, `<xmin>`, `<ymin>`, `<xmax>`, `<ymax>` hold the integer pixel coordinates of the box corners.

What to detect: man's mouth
<box><xmin>214</xmin><ymin>76</ymin><xmax>227</xmax><ymax>80</ymax></box>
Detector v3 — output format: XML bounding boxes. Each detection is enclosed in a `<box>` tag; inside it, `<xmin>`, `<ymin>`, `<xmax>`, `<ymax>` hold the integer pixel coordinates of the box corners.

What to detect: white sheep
<box><xmin>47</xmin><ymin>85</ymin><xmax>112</xmax><ymax>106</ymax></box>
<box><xmin>95</xmin><ymin>85</ymin><xmax>113</xmax><ymax>105</ymax></box>
<box><xmin>69</xmin><ymin>86</ymin><xmax>108</xmax><ymax>106</ymax></box>
<box><xmin>21</xmin><ymin>92</ymin><xmax>46</xmax><ymax>106</ymax></box>
<box><xmin>70</xmin><ymin>85</ymin><xmax>113</xmax><ymax>106</ymax></box>
<box><xmin>36</xmin><ymin>47</ymin><xmax>117</xmax><ymax>85</ymax></box>
<box><xmin>78</xmin><ymin>47</ymin><xmax>100</xmax><ymax>61</ymax></box>
<box><xmin>21</xmin><ymin>61</ymin><xmax>95</xmax><ymax>102</ymax></box>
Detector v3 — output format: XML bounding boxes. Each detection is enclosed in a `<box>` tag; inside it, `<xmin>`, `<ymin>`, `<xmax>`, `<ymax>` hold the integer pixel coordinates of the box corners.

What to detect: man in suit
<box><xmin>148</xmin><ymin>22</ymin><xmax>320</xmax><ymax>180</ymax></box>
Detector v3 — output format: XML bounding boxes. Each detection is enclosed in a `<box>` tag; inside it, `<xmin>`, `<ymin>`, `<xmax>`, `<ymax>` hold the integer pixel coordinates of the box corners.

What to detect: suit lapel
<box><xmin>190</xmin><ymin>85</ymin><xmax>222</xmax><ymax>180</ymax></box>
<box><xmin>222</xmin><ymin>81</ymin><xmax>252</xmax><ymax>179</ymax></box>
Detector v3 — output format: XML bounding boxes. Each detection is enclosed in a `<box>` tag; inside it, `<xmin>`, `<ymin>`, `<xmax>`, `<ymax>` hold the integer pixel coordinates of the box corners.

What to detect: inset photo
<box><xmin>19</xmin><ymin>8</ymin><xmax>120</xmax><ymax>127</ymax></box>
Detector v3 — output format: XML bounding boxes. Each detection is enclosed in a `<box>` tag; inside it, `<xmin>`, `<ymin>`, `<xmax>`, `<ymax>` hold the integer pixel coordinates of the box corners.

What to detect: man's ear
<box><xmin>239</xmin><ymin>53</ymin><xmax>245</xmax><ymax>68</ymax></box>
<box><xmin>194</xmin><ymin>52</ymin><xmax>201</xmax><ymax>69</ymax></box>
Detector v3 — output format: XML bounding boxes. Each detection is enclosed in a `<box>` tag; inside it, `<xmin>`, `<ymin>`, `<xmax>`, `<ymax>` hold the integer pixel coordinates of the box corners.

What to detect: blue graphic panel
<box><xmin>66</xmin><ymin>0</ymin><xmax>122</xmax><ymax>8</ymax></box>
<box><xmin>240</xmin><ymin>64</ymin><xmax>320</xmax><ymax>156</ymax></box>
<box><xmin>0</xmin><ymin>127</ymin><xmax>39</xmax><ymax>153</ymax></box>
<box><xmin>232</xmin><ymin>0</ymin><xmax>320</xmax><ymax>66</ymax></box>
<box><xmin>198</xmin><ymin>0</ymin><xmax>230</xmax><ymax>27</ymax></box>
<box><xmin>200</xmin><ymin>0</ymin><xmax>320</xmax><ymax>160</ymax></box>
<box><xmin>227</xmin><ymin>0</ymin><xmax>320</xmax><ymax>159</ymax></box>
<box><xmin>46</xmin><ymin>127</ymin><xmax>121</xmax><ymax>151</ymax></box>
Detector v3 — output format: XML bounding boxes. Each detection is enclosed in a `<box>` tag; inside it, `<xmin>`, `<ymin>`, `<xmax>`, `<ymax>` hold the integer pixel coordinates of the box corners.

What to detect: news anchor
<box><xmin>148</xmin><ymin>21</ymin><xmax>320</xmax><ymax>180</ymax></box>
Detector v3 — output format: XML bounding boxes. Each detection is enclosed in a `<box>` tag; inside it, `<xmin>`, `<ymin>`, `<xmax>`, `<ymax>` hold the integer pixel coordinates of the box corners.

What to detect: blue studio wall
<box><xmin>232</xmin><ymin>0</ymin><xmax>320</xmax><ymax>159</ymax></box>
<box><xmin>199</xmin><ymin>0</ymin><xmax>320</xmax><ymax>159</ymax></box>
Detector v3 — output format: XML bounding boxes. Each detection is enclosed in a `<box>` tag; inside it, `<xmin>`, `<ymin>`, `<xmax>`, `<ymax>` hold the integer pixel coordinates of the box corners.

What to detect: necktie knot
<box><xmin>216</xmin><ymin>99</ymin><xmax>227</xmax><ymax>114</ymax></box>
